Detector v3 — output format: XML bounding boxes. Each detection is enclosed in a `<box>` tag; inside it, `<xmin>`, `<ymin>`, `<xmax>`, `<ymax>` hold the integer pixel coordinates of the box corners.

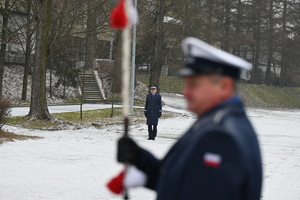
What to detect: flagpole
<box><xmin>122</xmin><ymin>13</ymin><xmax>131</xmax><ymax>200</ymax></box>
<box><xmin>122</xmin><ymin>1</ymin><xmax>131</xmax><ymax>199</ymax></box>
<box><xmin>122</xmin><ymin>27</ymin><xmax>131</xmax><ymax>119</ymax></box>
<box><xmin>130</xmin><ymin>0</ymin><xmax>137</xmax><ymax>114</ymax></box>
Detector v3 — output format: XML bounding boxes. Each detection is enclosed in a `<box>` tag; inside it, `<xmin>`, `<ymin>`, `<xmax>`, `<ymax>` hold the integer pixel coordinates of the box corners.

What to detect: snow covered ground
<box><xmin>3</xmin><ymin>66</ymin><xmax>78</xmax><ymax>105</ymax></box>
<box><xmin>1</xmin><ymin>94</ymin><xmax>300</xmax><ymax>200</ymax></box>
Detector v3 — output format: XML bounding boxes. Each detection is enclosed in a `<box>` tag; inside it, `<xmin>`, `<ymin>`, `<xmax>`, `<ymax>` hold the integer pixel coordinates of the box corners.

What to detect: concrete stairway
<box><xmin>78</xmin><ymin>70</ymin><xmax>103</xmax><ymax>103</ymax></box>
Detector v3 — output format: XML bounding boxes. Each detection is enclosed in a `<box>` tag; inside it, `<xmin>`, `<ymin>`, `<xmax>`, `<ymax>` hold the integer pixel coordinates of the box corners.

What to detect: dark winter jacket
<box><xmin>135</xmin><ymin>96</ymin><xmax>263</xmax><ymax>200</ymax></box>
<box><xmin>144</xmin><ymin>93</ymin><xmax>162</xmax><ymax>126</ymax></box>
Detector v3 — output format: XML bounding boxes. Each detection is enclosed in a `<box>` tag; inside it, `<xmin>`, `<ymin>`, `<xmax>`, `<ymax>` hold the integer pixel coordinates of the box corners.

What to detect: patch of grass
<box><xmin>136</xmin><ymin>74</ymin><xmax>184</xmax><ymax>94</ymax></box>
<box><xmin>134</xmin><ymin>100</ymin><xmax>146</xmax><ymax>107</ymax></box>
<box><xmin>238</xmin><ymin>83</ymin><xmax>300</xmax><ymax>108</ymax></box>
<box><xmin>52</xmin><ymin>107</ymin><xmax>123</xmax><ymax>123</ymax></box>
<box><xmin>62</xmin><ymin>98</ymin><xmax>81</xmax><ymax>104</ymax></box>
<box><xmin>159</xmin><ymin>75</ymin><xmax>184</xmax><ymax>93</ymax></box>
<box><xmin>102</xmin><ymin>94</ymin><xmax>123</xmax><ymax>104</ymax></box>
<box><xmin>7</xmin><ymin>107</ymin><xmax>147</xmax><ymax>130</ymax></box>
<box><xmin>7</xmin><ymin>115</ymin><xmax>75</xmax><ymax>130</ymax></box>
<box><xmin>0</xmin><ymin>130</ymin><xmax>41</xmax><ymax>145</ymax></box>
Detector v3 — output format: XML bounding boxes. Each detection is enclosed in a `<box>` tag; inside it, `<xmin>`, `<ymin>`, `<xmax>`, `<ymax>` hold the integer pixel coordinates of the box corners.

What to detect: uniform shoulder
<box><xmin>199</xmin><ymin>129</ymin><xmax>242</xmax><ymax>154</ymax></box>
<box><xmin>202</xmin><ymin>129</ymin><xmax>234</xmax><ymax>139</ymax></box>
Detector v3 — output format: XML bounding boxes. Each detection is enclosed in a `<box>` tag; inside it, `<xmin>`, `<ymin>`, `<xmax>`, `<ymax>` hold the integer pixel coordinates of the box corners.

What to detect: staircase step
<box><xmin>84</xmin><ymin>99</ymin><xmax>103</xmax><ymax>101</ymax></box>
<box><xmin>84</xmin><ymin>94</ymin><xmax>102</xmax><ymax>97</ymax></box>
<box><xmin>84</xmin><ymin>83</ymin><xmax>98</xmax><ymax>86</ymax></box>
<box><xmin>84</xmin><ymin>86</ymin><xmax>98</xmax><ymax>88</ymax></box>
<box><xmin>83</xmin><ymin>88</ymin><xmax>100</xmax><ymax>90</ymax></box>
<box><xmin>83</xmin><ymin>92</ymin><xmax>102</xmax><ymax>95</ymax></box>
<box><xmin>79</xmin><ymin>70</ymin><xmax>104</xmax><ymax>103</ymax></box>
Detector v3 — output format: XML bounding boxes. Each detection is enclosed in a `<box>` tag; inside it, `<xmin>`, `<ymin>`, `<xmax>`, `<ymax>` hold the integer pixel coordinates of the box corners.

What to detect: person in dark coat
<box><xmin>117</xmin><ymin>37</ymin><xmax>263</xmax><ymax>199</ymax></box>
<box><xmin>144</xmin><ymin>85</ymin><xmax>162</xmax><ymax>140</ymax></box>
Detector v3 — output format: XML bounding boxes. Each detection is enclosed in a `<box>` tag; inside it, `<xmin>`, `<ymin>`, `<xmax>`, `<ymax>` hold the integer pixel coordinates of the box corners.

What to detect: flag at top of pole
<box><xmin>110</xmin><ymin>0</ymin><xmax>138</xmax><ymax>29</ymax></box>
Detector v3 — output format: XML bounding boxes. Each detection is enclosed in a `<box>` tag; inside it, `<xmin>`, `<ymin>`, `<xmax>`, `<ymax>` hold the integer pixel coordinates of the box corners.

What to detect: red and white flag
<box><xmin>107</xmin><ymin>165</ymin><xmax>147</xmax><ymax>195</ymax></box>
<box><xmin>110</xmin><ymin>0</ymin><xmax>138</xmax><ymax>29</ymax></box>
<box><xmin>203</xmin><ymin>152</ymin><xmax>222</xmax><ymax>167</ymax></box>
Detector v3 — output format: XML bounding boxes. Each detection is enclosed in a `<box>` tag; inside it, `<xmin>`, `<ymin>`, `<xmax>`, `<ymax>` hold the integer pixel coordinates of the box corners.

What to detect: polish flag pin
<box><xmin>203</xmin><ymin>152</ymin><xmax>222</xmax><ymax>167</ymax></box>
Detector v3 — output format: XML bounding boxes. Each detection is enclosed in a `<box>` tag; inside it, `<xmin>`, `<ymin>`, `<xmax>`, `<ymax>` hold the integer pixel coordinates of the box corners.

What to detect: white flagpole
<box><xmin>130</xmin><ymin>0</ymin><xmax>137</xmax><ymax>114</ymax></box>
<box><xmin>122</xmin><ymin>0</ymin><xmax>131</xmax><ymax>199</ymax></box>
<box><xmin>122</xmin><ymin>0</ymin><xmax>131</xmax><ymax>118</ymax></box>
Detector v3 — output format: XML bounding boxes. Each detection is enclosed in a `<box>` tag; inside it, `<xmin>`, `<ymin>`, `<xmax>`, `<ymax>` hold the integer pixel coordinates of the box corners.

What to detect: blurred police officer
<box><xmin>117</xmin><ymin>37</ymin><xmax>263</xmax><ymax>199</ymax></box>
<box><xmin>144</xmin><ymin>85</ymin><xmax>162</xmax><ymax>140</ymax></box>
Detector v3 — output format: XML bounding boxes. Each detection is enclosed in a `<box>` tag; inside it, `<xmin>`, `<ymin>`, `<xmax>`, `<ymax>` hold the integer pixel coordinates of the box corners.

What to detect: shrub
<box><xmin>0</xmin><ymin>100</ymin><xmax>11</xmax><ymax>129</ymax></box>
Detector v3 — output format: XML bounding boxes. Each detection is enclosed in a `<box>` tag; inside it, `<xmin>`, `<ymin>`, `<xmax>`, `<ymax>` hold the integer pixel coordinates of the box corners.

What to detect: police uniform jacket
<box><xmin>135</xmin><ymin>96</ymin><xmax>263</xmax><ymax>200</ymax></box>
<box><xmin>144</xmin><ymin>93</ymin><xmax>162</xmax><ymax>126</ymax></box>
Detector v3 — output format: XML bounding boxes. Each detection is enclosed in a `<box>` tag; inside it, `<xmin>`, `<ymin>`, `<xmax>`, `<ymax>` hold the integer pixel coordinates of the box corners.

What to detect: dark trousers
<box><xmin>148</xmin><ymin>125</ymin><xmax>157</xmax><ymax>139</ymax></box>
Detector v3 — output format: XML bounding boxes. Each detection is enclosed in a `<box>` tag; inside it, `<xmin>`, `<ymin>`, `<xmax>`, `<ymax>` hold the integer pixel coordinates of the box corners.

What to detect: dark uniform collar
<box><xmin>199</xmin><ymin>95</ymin><xmax>243</xmax><ymax>119</ymax></box>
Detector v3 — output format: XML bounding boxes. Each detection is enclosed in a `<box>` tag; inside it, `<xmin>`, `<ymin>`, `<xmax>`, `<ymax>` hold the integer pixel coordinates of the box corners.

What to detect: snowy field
<box><xmin>1</xmin><ymin>94</ymin><xmax>300</xmax><ymax>200</ymax></box>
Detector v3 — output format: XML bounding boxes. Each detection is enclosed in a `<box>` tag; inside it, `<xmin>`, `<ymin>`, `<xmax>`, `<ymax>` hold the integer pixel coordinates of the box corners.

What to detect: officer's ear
<box><xmin>219</xmin><ymin>76</ymin><xmax>235</xmax><ymax>99</ymax></box>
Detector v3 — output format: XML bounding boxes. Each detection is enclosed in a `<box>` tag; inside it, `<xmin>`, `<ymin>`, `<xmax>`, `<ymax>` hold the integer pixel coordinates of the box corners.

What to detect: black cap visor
<box><xmin>178</xmin><ymin>57</ymin><xmax>241</xmax><ymax>79</ymax></box>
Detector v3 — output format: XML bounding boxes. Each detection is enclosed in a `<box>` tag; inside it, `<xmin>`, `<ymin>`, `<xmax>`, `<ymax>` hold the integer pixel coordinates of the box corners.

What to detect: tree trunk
<box><xmin>265</xmin><ymin>0</ymin><xmax>274</xmax><ymax>86</ymax></box>
<box><xmin>149</xmin><ymin>0</ymin><xmax>165</xmax><ymax>93</ymax></box>
<box><xmin>0</xmin><ymin>0</ymin><xmax>10</xmax><ymax>100</ymax></box>
<box><xmin>28</xmin><ymin>0</ymin><xmax>51</xmax><ymax>119</ymax></box>
<box><xmin>279</xmin><ymin>0</ymin><xmax>288</xmax><ymax>87</ymax></box>
<box><xmin>49</xmin><ymin>55</ymin><xmax>52</xmax><ymax>98</ymax></box>
<box><xmin>250</xmin><ymin>1</ymin><xmax>262</xmax><ymax>84</ymax></box>
<box><xmin>85</xmin><ymin>0</ymin><xmax>97</xmax><ymax>70</ymax></box>
<box><xmin>22</xmin><ymin>0</ymin><xmax>32</xmax><ymax>100</ymax></box>
<box><xmin>233</xmin><ymin>0</ymin><xmax>242</xmax><ymax>56</ymax></box>
<box><xmin>112</xmin><ymin>31</ymin><xmax>122</xmax><ymax>94</ymax></box>
<box><xmin>223</xmin><ymin>0</ymin><xmax>230</xmax><ymax>51</ymax></box>
<box><xmin>206</xmin><ymin>0</ymin><xmax>214</xmax><ymax>44</ymax></box>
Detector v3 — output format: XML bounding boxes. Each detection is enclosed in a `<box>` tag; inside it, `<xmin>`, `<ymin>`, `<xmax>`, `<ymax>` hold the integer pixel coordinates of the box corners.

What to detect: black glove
<box><xmin>117</xmin><ymin>136</ymin><xmax>141</xmax><ymax>164</ymax></box>
<box><xmin>144</xmin><ymin>111</ymin><xmax>147</xmax><ymax>118</ymax></box>
<box><xmin>158</xmin><ymin>112</ymin><xmax>162</xmax><ymax>118</ymax></box>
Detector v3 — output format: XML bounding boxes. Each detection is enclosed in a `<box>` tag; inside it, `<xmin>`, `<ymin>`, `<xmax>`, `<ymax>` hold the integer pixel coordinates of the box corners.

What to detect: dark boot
<box><xmin>148</xmin><ymin>125</ymin><xmax>155</xmax><ymax>140</ymax></box>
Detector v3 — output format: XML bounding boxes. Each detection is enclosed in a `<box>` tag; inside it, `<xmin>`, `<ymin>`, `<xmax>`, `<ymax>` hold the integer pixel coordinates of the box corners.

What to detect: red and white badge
<box><xmin>203</xmin><ymin>152</ymin><xmax>222</xmax><ymax>167</ymax></box>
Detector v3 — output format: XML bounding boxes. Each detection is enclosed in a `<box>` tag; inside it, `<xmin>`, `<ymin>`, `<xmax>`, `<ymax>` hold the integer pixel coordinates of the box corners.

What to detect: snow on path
<box><xmin>247</xmin><ymin>109</ymin><xmax>300</xmax><ymax>200</ymax></box>
<box><xmin>1</xmin><ymin>94</ymin><xmax>300</xmax><ymax>200</ymax></box>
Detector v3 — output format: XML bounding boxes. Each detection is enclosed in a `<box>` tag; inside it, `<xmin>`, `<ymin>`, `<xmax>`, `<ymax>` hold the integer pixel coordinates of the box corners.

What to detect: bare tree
<box><xmin>279</xmin><ymin>0</ymin><xmax>288</xmax><ymax>87</ymax></box>
<box><xmin>28</xmin><ymin>0</ymin><xmax>51</xmax><ymax>119</ymax></box>
<box><xmin>85</xmin><ymin>0</ymin><xmax>97</xmax><ymax>69</ymax></box>
<box><xmin>0</xmin><ymin>0</ymin><xmax>35</xmax><ymax>101</ymax></box>
<box><xmin>250</xmin><ymin>0</ymin><xmax>265</xmax><ymax>84</ymax></box>
<box><xmin>22</xmin><ymin>0</ymin><xmax>34</xmax><ymax>100</ymax></box>
<box><xmin>265</xmin><ymin>0</ymin><xmax>274</xmax><ymax>85</ymax></box>
<box><xmin>0</xmin><ymin>0</ymin><xmax>17</xmax><ymax>100</ymax></box>
<box><xmin>148</xmin><ymin>0</ymin><xmax>166</xmax><ymax>92</ymax></box>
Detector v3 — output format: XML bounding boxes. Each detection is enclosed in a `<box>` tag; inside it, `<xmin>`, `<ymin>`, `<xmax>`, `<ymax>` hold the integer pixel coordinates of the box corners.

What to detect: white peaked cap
<box><xmin>179</xmin><ymin>37</ymin><xmax>252</xmax><ymax>79</ymax></box>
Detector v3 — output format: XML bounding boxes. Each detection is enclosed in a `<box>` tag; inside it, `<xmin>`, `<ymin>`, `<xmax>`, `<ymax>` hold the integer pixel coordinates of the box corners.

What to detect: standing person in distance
<box><xmin>117</xmin><ymin>37</ymin><xmax>263</xmax><ymax>199</ymax></box>
<box><xmin>144</xmin><ymin>85</ymin><xmax>162</xmax><ymax>140</ymax></box>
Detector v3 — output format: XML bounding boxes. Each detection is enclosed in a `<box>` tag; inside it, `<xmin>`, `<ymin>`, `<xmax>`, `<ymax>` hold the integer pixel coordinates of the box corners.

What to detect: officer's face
<box><xmin>182</xmin><ymin>75</ymin><xmax>230</xmax><ymax>116</ymax></box>
<box><xmin>150</xmin><ymin>88</ymin><xmax>156</xmax><ymax>94</ymax></box>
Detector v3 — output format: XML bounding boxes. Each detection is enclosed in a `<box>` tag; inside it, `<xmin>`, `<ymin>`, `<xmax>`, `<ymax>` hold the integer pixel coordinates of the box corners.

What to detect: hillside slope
<box><xmin>238</xmin><ymin>84</ymin><xmax>300</xmax><ymax>108</ymax></box>
<box><xmin>137</xmin><ymin>74</ymin><xmax>300</xmax><ymax>109</ymax></box>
